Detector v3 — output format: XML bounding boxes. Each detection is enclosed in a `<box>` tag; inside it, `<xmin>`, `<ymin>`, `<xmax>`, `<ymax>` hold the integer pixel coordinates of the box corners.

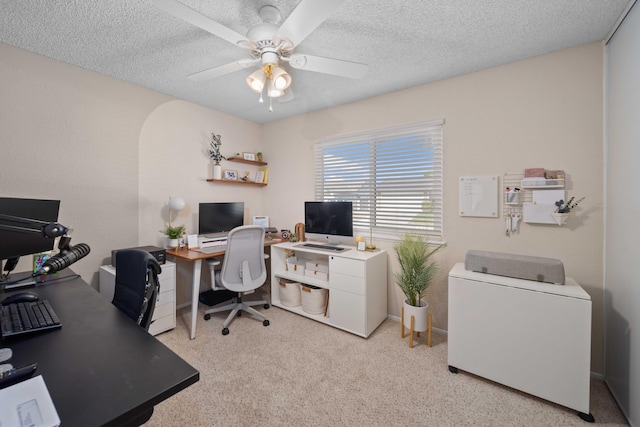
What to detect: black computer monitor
<box><xmin>198</xmin><ymin>202</ymin><xmax>244</xmax><ymax>235</ymax></box>
<box><xmin>0</xmin><ymin>197</ymin><xmax>61</xmax><ymax>262</ymax></box>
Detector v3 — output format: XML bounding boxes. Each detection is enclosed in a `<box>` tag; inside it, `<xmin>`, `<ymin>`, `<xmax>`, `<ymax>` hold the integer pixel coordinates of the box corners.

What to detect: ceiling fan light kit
<box><xmin>246</xmin><ymin>69</ymin><xmax>266</xmax><ymax>92</ymax></box>
<box><xmin>154</xmin><ymin>0</ymin><xmax>368</xmax><ymax>112</ymax></box>
<box><xmin>270</xmin><ymin>66</ymin><xmax>291</xmax><ymax>90</ymax></box>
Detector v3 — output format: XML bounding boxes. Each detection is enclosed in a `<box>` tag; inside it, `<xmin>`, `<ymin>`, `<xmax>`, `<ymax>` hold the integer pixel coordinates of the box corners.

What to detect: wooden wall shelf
<box><xmin>226</xmin><ymin>157</ymin><xmax>267</xmax><ymax>166</ymax></box>
<box><xmin>206</xmin><ymin>179</ymin><xmax>267</xmax><ymax>186</ymax></box>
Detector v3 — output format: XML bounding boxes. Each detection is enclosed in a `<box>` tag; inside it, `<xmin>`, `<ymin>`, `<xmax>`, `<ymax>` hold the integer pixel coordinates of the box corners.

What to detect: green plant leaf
<box><xmin>393</xmin><ymin>234</ymin><xmax>445</xmax><ymax>307</ymax></box>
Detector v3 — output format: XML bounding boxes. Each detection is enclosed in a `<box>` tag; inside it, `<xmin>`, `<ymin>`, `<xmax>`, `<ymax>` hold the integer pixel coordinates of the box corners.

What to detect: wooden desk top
<box><xmin>166</xmin><ymin>238</ymin><xmax>281</xmax><ymax>261</ymax></box>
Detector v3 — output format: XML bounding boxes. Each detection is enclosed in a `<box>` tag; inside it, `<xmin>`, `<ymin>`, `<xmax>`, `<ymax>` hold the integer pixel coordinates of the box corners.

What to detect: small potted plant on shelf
<box><xmin>552</xmin><ymin>196</ymin><xmax>585</xmax><ymax>225</ymax></box>
<box><xmin>208</xmin><ymin>133</ymin><xmax>225</xmax><ymax>180</ymax></box>
<box><xmin>394</xmin><ymin>234</ymin><xmax>445</xmax><ymax>346</ymax></box>
<box><xmin>256</xmin><ymin>151</ymin><xmax>263</xmax><ymax>162</ymax></box>
<box><xmin>161</xmin><ymin>225</ymin><xmax>185</xmax><ymax>249</ymax></box>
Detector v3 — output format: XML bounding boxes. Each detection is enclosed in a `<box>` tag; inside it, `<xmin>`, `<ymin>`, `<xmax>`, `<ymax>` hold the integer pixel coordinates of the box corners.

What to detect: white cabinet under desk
<box><xmin>98</xmin><ymin>261</ymin><xmax>176</xmax><ymax>336</ymax></box>
<box><xmin>270</xmin><ymin>242</ymin><xmax>387</xmax><ymax>338</ymax></box>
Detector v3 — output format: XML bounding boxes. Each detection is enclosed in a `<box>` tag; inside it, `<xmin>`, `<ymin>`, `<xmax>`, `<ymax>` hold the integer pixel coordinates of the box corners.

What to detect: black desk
<box><xmin>1</xmin><ymin>270</ymin><xmax>199</xmax><ymax>426</ymax></box>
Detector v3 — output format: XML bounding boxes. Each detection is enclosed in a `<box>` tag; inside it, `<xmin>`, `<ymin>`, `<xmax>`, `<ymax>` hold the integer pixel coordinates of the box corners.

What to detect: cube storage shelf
<box><xmin>270</xmin><ymin>242</ymin><xmax>387</xmax><ymax>338</ymax></box>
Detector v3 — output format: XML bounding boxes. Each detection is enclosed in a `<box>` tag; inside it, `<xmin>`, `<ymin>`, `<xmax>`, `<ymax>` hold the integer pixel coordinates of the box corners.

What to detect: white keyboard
<box><xmin>203</xmin><ymin>240</ymin><xmax>227</xmax><ymax>247</ymax></box>
<box><xmin>197</xmin><ymin>244</ymin><xmax>227</xmax><ymax>254</ymax></box>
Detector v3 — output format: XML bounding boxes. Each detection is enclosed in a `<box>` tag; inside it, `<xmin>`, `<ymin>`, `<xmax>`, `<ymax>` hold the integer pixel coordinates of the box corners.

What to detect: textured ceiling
<box><xmin>0</xmin><ymin>0</ymin><xmax>631</xmax><ymax>124</ymax></box>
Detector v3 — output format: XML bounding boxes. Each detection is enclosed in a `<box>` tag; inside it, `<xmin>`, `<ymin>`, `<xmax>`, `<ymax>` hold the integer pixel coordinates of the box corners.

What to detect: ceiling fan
<box><xmin>153</xmin><ymin>0</ymin><xmax>368</xmax><ymax>111</ymax></box>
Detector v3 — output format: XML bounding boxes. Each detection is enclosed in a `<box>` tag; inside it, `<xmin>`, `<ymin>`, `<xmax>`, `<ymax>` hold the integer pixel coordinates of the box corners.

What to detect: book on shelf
<box><xmin>257</xmin><ymin>167</ymin><xmax>268</xmax><ymax>184</ymax></box>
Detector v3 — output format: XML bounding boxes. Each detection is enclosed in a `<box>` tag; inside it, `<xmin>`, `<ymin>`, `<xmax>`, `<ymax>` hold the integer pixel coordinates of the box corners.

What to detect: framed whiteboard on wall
<box><xmin>459</xmin><ymin>176</ymin><xmax>499</xmax><ymax>217</ymax></box>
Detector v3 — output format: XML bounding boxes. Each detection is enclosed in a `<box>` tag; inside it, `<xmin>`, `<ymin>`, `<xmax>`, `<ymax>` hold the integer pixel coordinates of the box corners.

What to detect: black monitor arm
<box><xmin>0</xmin><ymin>213</ymin><xmax>70</xmax><ymax>239</ymax></box>
<box><xmin>0</xmin><ymin>214</ymin><xmax>73</xmax><ymax>277</ymax></box>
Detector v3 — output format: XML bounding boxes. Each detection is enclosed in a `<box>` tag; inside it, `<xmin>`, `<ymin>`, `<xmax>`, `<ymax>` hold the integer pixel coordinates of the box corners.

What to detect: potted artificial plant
<box><xmin>394</xmin><ymin>234</ymin><xmax>445</xmax><ymax>336</ymax></box>
<box><xmin>256</xmin><ymin>151</ymin><xmax>263</xmax><ymax>162</ymax></box>
<box><xmin>162</xmin><ymin>225</ymin><xmax>185</xmax><ymax>249</ymax></box>
<box><xmin>552</xmin><ymin>196</ymin><xmax>585</xmax><ymax>225</ymax></box>
<box><xmin>208</xmin><ymin>133</ymin><xmax>225</xmax><ymax>180</ymax></box>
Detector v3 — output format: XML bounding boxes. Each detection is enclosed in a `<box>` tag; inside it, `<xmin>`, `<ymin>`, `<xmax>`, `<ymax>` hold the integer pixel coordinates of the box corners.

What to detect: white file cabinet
<box><xmin>99</xmin><ymin>261</ymin><xmax>176</xmax><ymax>336</ymax></box>
<box><xmin>448</xmin><ymin>263</ymin><xmax>592</xmax><ymax>419</ymax></box>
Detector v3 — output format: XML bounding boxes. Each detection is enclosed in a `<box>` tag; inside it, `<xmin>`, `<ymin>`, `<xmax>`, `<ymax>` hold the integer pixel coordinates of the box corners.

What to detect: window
<box><xmin>314</xmin><ymin>119</ymin><xmax>444</xmax><ymax>241</ymax></box>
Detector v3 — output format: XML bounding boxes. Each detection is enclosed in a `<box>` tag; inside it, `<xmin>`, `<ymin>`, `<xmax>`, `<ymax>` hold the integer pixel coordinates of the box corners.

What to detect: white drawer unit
<box><xmin>270</xmin><ymin>242</ymin><xmax>387</xmax><ymax>338</ymax></box>
<box><xmin>447</xmin><ymin>263</ymin><xmax>593</xmax><ymax>421</ymax></box>
<box><xmin>99</xmin><ymin>261</ymin><xmax>176</xmax><ymax>336</ymax></box>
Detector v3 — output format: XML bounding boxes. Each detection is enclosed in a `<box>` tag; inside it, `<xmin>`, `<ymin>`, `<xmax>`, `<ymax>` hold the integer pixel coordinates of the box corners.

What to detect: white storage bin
<box><xmin>301</xmin><ymin>285</ymin><xmax>329</xmax><ymax>315</ymax></box>
<box><xmin>286</xmin><ymin>260</ymin><xmax>306</xmax><ymax>275</ymax></box>
<box><xmin>305</xmin><ymin>269</ymin><xmax>328</xmax><ymax>281</ymax></box>
<box><xmin>278</xmin><ymin>278</ymin><xmax>301</xmax><ymax>307</ymax></box>
<box><xmin>305</xmin><ymin>260</ymin><xmax>329</xmax><ymax>273</ymax></box>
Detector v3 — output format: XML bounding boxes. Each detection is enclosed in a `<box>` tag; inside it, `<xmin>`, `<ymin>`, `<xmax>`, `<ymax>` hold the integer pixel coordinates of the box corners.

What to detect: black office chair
<box><xmin>112</xmin><ymin>249</ymin><xmax>161</xmax><ymax>331</ymax></box>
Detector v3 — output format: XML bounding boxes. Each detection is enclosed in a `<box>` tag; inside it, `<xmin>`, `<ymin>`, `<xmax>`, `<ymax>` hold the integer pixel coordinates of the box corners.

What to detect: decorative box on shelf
<box><xmin>304</xmin><ymin>260</ymin><xmax>329</xmax><ymax>281</ymax></box>
<box><xmin>521</xmin><ymin>177</ymin><xmax>565</xmax><ymax>188</ymax></box>
<box><xmin>286</xmin><ymin>258</ymin><xmax>306</xmax><ymax>275</ymax></box>
<box><xmin>305</xmin><ymin>268</ymin><xmax>329</xmax><ymax>282</ymax></box>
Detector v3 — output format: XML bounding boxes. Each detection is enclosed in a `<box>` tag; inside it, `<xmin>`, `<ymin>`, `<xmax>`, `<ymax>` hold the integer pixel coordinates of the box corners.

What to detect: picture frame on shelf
<box><xmin>254</xmin><ymin>170</ymin><xmax>265</xmax><ymax>184</ymax></box>
<box><xmin>243</xmin><ymin>152</ymin><xmax>256</xmax><ymax>161</ymax></box>
<box><xmin>224</xmin><ymin>170</ymin><xmax>238</xmax><ymax>180</ymax></box>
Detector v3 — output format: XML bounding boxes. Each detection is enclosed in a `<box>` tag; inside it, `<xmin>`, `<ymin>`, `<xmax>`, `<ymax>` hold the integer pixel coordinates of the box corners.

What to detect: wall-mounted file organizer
<box><xmin>521</xmin><ymin>173</ymin><xmax>566</xmax><ymax>224</ymax></box>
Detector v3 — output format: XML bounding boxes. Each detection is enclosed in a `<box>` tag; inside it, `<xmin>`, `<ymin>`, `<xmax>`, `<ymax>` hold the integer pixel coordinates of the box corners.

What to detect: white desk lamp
<box><xmin>168</xmin><ymin>196</ymin><xmax>185</xmax><ymax>227</ymax></box>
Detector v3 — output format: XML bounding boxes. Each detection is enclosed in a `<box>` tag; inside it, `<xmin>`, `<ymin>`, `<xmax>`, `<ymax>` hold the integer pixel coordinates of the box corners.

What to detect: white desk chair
<box><xmin>203</xmin><ymin>225</ymin><xmax>270</xmax><ymax>335</ymax></box>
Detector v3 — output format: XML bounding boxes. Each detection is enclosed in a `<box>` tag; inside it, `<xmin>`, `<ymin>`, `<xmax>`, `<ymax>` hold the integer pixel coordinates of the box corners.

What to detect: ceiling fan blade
<box><xmin>188</xmin><ymin>59</ymin><xmax>257</xmax><ymax>81</ymax></box>
<box><xmin>275</xmin><ymin>0</ymin><xmax>346</xmax><ymax>47</ymax></box>
<box><xmin>154</xmin><ymin>0</ymin><xmax>249</xmax><ymax>47</ymax></box>
<box><xmin>288</xmin><ymin>54</ymin><xmax>368</xmax><ymax>79</ymax></box>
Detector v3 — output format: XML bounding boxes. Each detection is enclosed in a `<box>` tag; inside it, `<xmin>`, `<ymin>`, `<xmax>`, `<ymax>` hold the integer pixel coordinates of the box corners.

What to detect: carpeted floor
<box><xmin>146</xmin><ymin>289</ymin><xmax>628</xmax><ymax>426</ymax></box>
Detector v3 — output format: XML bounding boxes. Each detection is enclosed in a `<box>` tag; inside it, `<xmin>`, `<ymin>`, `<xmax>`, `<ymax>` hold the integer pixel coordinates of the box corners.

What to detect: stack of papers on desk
<box><xmin>0</xmin><ymin>375</ymin><xmax>60</xmax><ymax>427</ymax></box>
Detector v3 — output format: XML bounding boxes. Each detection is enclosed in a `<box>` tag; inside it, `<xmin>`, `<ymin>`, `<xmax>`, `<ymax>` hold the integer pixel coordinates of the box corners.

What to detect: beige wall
<box><xmin>262</xmin><ymin>42</ymin><xmax>605</xmax><ymax>373</ymax></box>
<box><xmin>1</xmin><ymin>40</ymin><xmax>606</xmax><ymax>373</ymax></box>
<box><xmin>138</xmin><ymin>100</ymin><xmax>263</xmax><ymax>303</ymax></box>
<box><xmin>0</xmin><ymin>42</ymin><xmax>171</xmax><ymax>287</ymax></box>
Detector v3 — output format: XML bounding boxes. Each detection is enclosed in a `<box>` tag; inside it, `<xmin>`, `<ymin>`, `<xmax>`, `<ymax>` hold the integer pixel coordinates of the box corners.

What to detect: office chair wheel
<box><xmin>264</xmin><ymin>303</ymin><xmax>270</xmax><ymax>309</ymax></box>
<box><xmin>204</xmin><ymin>314</ymin><xmax>211</xmax><ymax>321</ymax></box>
<box><xmin>222</xmin><ymin>327</ymin><xmax>229</xmax><ymax>335</ymax></box>
<box><xmin>263</xmin><ymin>319</ymin><xmax>270</xmax><ymax>327</ymax></box>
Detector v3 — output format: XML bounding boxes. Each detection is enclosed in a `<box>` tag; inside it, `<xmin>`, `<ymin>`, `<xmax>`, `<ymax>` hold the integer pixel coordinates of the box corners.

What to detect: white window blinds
<box><xmin>314</xmin><ymin>119</ymin><xmax>444</xmax><ymax>240</ymax></box>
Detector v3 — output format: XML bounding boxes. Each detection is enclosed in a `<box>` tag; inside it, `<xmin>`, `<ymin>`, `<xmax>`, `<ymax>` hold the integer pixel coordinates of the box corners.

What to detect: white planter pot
<box><xmin>212</xmin><ymin>163</ymin><xmax>222</xmax><ymax>180</ymax></box>
<box><xmin>167</xmin><ymin>238</ymin><xmax>179</xmax><ymax>249</ymax></box>
<box><xmin>551</xmin><ymin>212</ymin><xmax>571</xmax><ymax>225</ymax></box>
<box><xmin>403</xmin><ymin>299</ymin><xmax>429</xmax><ymax>332</ymax></box>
